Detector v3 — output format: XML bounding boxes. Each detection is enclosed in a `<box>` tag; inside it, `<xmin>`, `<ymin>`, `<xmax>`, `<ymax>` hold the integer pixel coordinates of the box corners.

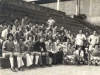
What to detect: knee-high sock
<box><xmin>9</xmin><ymin>57</ymin><xmax>14</xmax><ymax>68</ymax></box>
<box><xmin>30</xmin><ymin>55</ymin><xmax>34</xmax><ymax>63</ymax></box>
<box><xmin>26</xmin><ymin>54</ymin><xmax>32</xmax><ymax>67</ymax></box>
<box><xmin>20</xmin><ymin>57</ymin><xmax>24</xmax><ymax>66</ymax></box>
<box><xmin>17</xmin><ymin>57</ymin><xmax>21</xmax><ymax>68</ymax></box>
<box><xmin>35</xmin><ymin>55</ymin><xmax>39</xmax><ymax>65</ymax></box>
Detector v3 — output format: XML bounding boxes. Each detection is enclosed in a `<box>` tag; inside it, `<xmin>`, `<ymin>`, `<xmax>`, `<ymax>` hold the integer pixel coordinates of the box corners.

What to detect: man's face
<box><xmin>19</xmin><ymin>27</ymin><xmax>22</xmax><ymax>32</ymax></box>
<box><xmin>29</xmin><ymin>23</ymin><xmax>32</xmax><ymax>27</ymax></box>
<box><xmin>56</xmin><ymin>40</ymin><xmax>60</xmax><ymax>44</ymax></box>
<box><xmin>19</xmin><ymin>39</ymin><xmax>23</xmax><ymax>43</ymax></box>
<box><xmin>35</xmin><ymin>24</ymin><xmax>38</xmax><ymax>27</ymax></box>
<box><xmin>8</xmin><ymin>25</ymin><xmax>11</xmax><ymax>32</ymax></box>
<box><xmin>67</xmin><ymin>39</ymin><xmax>70</xmax><ymax>42</ymax></box>
<box><xmin>29</xmin><ymin>37</ymin><xmax>32</xmax><ymax>41</ymax></box>
<box><xmin>61</xmin><ymin>32</ymin><xmax>64</xmax><ymax>36</ymax></box>
<box><xmin>40</xmin><ymin>38</ymin><xmax>44</xmax><ymax>42</ymax></box>
<box><xmin>55</xmin><ymin>26</ymin><xmax>57</xmax><ymax>29</ymax></box>
<box><xmin>42</xmin><ymin>24</ymin><xmax>44</xmax><ymax>27</ymax></box>
<box><xmin>15</xmin><ymin>19</ymin><xmax>18</xmax><ymax>22</ymax></box>
<box><xmin>8</xmin><ymin>36</ymin><xmax>13</xmax><ymax>41</ymax></box>
<box><xmin>93</xmin><ymin>31</ymin><xmax>96</xmax><ymax>35</ymax></box>
<box><xmin>48</xmin><ymin>39</ymin><xmax>52</xmax><ymax>43</ymax></box>
<box><xmin>85</xmin><ymin>32</ymin><xmax>88</xmax><ymax>36</ymax></box>
<box><xmin>95</xmin><ymin>45</ymin><xmax>98</xmax><ymax>49</ymax></box>
<box><xmin>25</xmin><ymin>16</ymin><xmax>28</xmax><ymax>19</ymax></box>
<box><xmin>49</xmin><ymin>17</ymin><xmax>52</xmax><ymax>20</ymax></box>
<box><xmin>79</xmin><ymin>30</ymin><xmax>82</xmax><ymax>34</ymax></box>
<box><xmin>61</xmin><ymin>27</ymin><xmax>64</xmax><ymax>30</ymax></box>
<box><xmin>69</xmin><ymin>31</ymin><xmax>71</xmax><ymax>34</ymax></box>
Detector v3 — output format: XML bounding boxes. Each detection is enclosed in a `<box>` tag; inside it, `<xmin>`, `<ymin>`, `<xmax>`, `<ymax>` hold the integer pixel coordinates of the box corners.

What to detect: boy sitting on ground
<box><xmin>74</xmin><ymin>46</ymin><xmax>84</xmax><ymax>64</ymax></box>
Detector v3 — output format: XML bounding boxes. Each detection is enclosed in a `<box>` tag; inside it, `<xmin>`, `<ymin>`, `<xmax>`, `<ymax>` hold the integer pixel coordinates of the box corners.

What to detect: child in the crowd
<box><xmin>63</xmin><ymin>42</ymin><xmax>75</xmax><ymax>65</ymax></box>
<box><xmin>74</xmin><ymin>46</ymin><xmax>84</xmax><ymax>64</ymax></box>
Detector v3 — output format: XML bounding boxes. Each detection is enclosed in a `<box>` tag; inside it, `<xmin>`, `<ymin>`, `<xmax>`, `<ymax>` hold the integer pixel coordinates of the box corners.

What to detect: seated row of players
<box><xmin>0</xmin><ymin>16</ymin><xmax>100</xmax><ymax>72</ymax></box>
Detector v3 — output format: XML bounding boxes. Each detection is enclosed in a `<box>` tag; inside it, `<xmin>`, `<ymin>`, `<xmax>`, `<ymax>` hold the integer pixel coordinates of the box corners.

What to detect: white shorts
<box><xmin>2</xmin><ymin>52</ymin><xmax>13</xmax><ymax>58</ymax></box>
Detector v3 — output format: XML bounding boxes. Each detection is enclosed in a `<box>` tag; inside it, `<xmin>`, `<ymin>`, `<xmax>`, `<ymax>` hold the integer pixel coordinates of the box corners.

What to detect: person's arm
<box><xmin>75</xmin><ymin>35</ymin><xmax>78</xmax><ymax>45</ymax></box>
<box><xmin>88</xmin><ymin>36</ymin><xmax>91</xmax><ymax>44</ymax></box>
<box><xmin>83</xmin><ymin>34</ymin><xmax>86</xmax><ymax>40</ymax></box>
<box><xmin>12</xmin><ymin>42</ymin><xmax>15</xmax><ymax>53</ymax></box>
<box><xmin>96</xmin><ymin>37</ymin><xmax>99</xmax><ymax>44</ymax></box>
<box><xmin>43</xmin><ymin>43</ymin><xmax>47</xmax><ymax>52</ymax></box>
<box><xmin>21</xmin><ymin>19</ymin><xmax>24</xmax><ymax>25</ymax></box>
<box><xmin>1</xmin><ymin>30</ymin><xmax>6</xmax><ymax>41</ymax></box>
<box><xmin>24</xmin><ymin>41</ymin><xmax>29</xmax><ymax>48</ymax></box>
<box><xmin>46</xmin><ymin>20</ymin><xmax>49</xmax><ymax>24</ymax></box>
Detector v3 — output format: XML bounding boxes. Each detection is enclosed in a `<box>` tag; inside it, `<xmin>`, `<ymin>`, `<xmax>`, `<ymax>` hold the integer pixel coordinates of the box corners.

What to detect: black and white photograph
<box><xmin>0</xmin><ymin>0</ymin><xmax>100</xmax><ymax>75</ymax></box>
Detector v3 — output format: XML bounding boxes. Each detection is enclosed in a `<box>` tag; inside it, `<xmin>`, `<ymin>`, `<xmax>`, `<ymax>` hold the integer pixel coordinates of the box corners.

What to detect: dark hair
<box><xmin>7</xmin><ymin>33</ymin><xmax>13</xmax><ymax>40</ymax></box>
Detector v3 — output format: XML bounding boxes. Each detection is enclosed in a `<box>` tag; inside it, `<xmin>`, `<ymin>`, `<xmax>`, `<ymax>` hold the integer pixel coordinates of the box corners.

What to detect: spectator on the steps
<box><xmin>1</xmin><ymin>24</ymin><xmax>12</xmax><ymax>41</ymax></box>
<box><xmin>47</xmin><ymin>17</ymin><xmax>55</xmax><ymax>27</ymax></box>
<box><xmin>88</xmin><ymin>31</ymin><xmax>99</xmax><ymax>52</ymax></box>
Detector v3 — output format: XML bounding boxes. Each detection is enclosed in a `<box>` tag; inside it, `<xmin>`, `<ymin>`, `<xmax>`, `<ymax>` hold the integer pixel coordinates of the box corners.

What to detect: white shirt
<box><xmin>75</xmin><ymin>34</ymin><xmax>86</xmax><ymax>46</ymax></box>
<box><xmin>1</xmin><ymin>29</ymin><xmax>9</xmax><ymax>40</ymax></box>
<box><xmin>88</xmin><ymin>35</ymin><xmax>99</xmax><ymax>46</ymax></box>
<box><xmin>47</xmin><ymin>19</ymin><xmax>55</xmax><ymax>25</ymax></box>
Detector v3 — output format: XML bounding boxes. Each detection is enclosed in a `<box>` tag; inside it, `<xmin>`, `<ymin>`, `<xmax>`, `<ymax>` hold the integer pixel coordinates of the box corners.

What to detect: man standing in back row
<box><xmin>88</xmin><ymin>31</ymin><xmax>99</xmax><ymax>52</ymax></box>
<box><xmin>47</xmin><ymin>17</ymin><xmax>55</xmax><ymax>27</ymax></box>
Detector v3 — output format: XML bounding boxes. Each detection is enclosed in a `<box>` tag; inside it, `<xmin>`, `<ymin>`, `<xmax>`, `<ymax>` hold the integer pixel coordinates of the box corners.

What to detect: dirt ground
<box><xmin>0</xmin><ymin>65</ymin><xmax>100</xmax><ymax>75</ymax></box>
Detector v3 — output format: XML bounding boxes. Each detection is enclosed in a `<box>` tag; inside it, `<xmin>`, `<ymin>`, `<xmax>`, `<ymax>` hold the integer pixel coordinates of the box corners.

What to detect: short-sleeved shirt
<box><xmin>47</xmin><ymin>19</ymin><xmax>55</xmax><ymax>26</ymax></box>
<box><xmin>75</xmin><ymin>34</ymin><xmax>86</xmax><ymax>46</ymax></box>
<box><xmin>2</xmin><ymin>40</ymin><xmax>14</xmax><ymax>52</ymax></box>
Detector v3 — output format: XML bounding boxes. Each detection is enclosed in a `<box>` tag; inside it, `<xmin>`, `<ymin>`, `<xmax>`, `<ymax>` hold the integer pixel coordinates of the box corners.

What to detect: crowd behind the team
<box><xmin>0</xmin><ymin>15</ymin><xmax>100</xmax><ymax>72</ymax></box>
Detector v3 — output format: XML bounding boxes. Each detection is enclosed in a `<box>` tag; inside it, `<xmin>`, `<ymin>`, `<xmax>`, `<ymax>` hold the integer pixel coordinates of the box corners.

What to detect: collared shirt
<box><xmin>75</xmin><ymin>34</ymin><xmax>86</xmax><ymax>46</ymax></box>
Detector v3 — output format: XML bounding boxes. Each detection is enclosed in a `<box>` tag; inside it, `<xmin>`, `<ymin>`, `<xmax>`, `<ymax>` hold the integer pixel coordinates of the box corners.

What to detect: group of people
<box><xmin>0</xmin><ymin>15</ymin><xmax>100</xmax><ymax>72</ymax></box>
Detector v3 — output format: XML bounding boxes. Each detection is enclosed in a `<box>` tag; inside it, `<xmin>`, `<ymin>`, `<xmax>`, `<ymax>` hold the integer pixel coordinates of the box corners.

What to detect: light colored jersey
<box><xmin>47</xmin><ymin>19</ymin><xmax>55</xmax><ymax>26</ymax></box>
<box><xmin>75</xmin><ymin>34</ymin><xmax>86</xmax><ymax>46</ymax></box>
